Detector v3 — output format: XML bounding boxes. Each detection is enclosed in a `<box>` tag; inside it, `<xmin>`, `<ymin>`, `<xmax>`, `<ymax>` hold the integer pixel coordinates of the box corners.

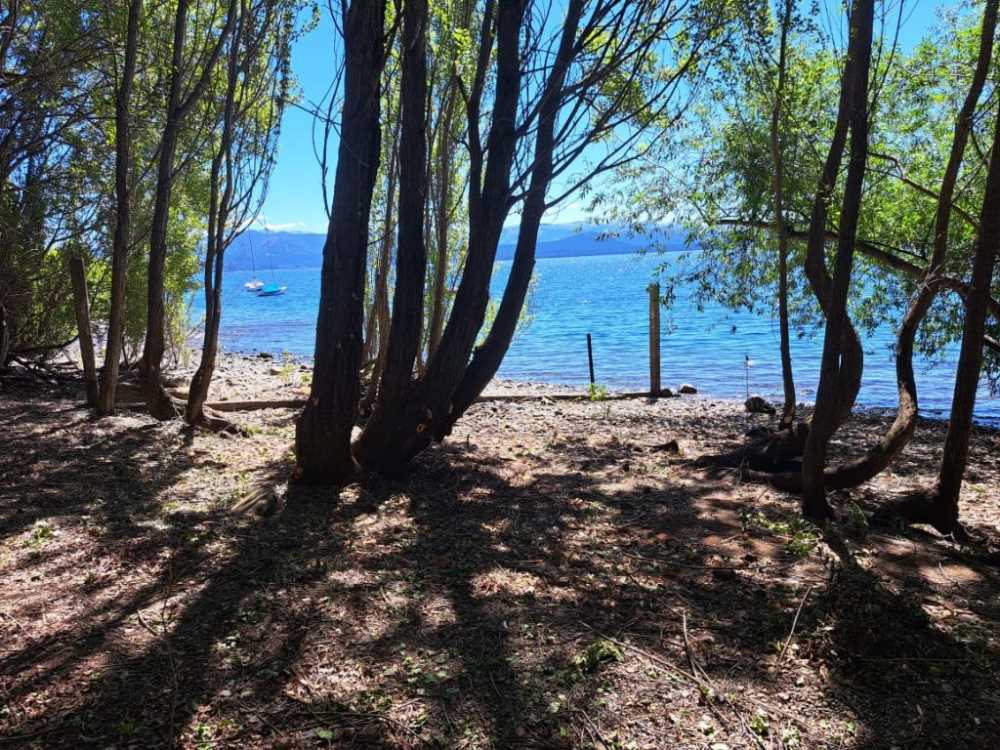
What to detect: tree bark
<box><xmin>770</xmin><ymin>0</ymin><xmax>795</xmax><ymax>429</ymax></box>
<box><xmin>800</xmin><ymin>0</ymin><xmax>875</xmax><ymax>520</ymax></box>
<box><xmin>187</xmin><ymin>4</ymin><xmax>246</xmax><ymax>427</ymax></box>
<box><xmin>427</xmin><ymin>79</ymin><xmax>460</xmax><ymax>359</ymax></box>
<box><xmin>355</xmin><ymin>0</ymin><xmax>430</xmax><ymax>474</ymax></box>
<box><xmin>140</xmin><ymin>0</ymin><xmax>237</xmax><ymax>420</ymax></box>
<box><xmin>68</xmin><ymin>257</ymin><xmax>99</xmax><ymax>406</ymax></box>
<box><xmin>295</xmin><ymin>0</ymin><xmax>387</xmax><ymax>484</ymax></box>
<box><xmin>98</xmin><ymin>0</ymin><xmax>141</xmax><ymax>416</ymax></box>
<box><xmin>360</xmin><ymin>113</ymin><xmax>400</xmax><ymax>415</ymax></box>
<box><xmin>350</xmin><ymin>0</ymin><xmax>527</xmax><ymax>472</ymax></box>
<box><xmin>930</xmin><ymin>100</ymin><xmax>1000</xmax><ymax>529</ymax></box>
<box><xmin>442</xmin><ymin>0</ymin><xmax>584</xmax><ymax>431</ymax></box>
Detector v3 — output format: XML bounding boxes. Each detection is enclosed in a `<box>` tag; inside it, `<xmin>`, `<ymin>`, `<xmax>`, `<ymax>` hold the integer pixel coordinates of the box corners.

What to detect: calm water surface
<box><xmin>190</xmin><ymin>252</ymin><xmax>999</xmax><ymax>425</ymax></box>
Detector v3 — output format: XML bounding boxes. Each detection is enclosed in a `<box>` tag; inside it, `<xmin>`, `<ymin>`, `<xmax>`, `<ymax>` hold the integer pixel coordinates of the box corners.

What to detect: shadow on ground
<box><xmin>1</xmin><ymin>386</ymin><xmax>998</xmax><ymax>748</ymax></box>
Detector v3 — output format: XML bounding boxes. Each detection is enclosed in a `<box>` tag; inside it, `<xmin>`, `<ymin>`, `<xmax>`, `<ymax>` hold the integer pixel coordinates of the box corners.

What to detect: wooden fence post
<box><xmin>648</xmin><ymin>283</ymin><xmax>661</xmax><ymax>396</ymax></box>
<box><xmin>68</xmin><ymin>257</ymin><xmax>99</xmax><ymax>407</ymax></box>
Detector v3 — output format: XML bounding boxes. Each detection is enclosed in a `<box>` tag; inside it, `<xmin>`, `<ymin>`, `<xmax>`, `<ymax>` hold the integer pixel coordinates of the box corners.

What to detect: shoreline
<box><xmin>182</xmin><ymin>349</ymin><xmax>1000</xmax><ymax>430</ymax></box>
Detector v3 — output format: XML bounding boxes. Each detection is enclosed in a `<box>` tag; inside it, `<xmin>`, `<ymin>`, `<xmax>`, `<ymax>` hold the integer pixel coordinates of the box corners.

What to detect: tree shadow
<box><xmin>2</xmin><ymin>391</ymin><xmax>998</xmax><ymax>748</ymax></box>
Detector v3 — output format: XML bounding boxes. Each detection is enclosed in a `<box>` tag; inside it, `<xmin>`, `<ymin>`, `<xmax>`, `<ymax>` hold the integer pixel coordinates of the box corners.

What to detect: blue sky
<box><xmin>259</xmin><ymin>0</ymin><xmax>948</xmax><ymax>236</ymax></box>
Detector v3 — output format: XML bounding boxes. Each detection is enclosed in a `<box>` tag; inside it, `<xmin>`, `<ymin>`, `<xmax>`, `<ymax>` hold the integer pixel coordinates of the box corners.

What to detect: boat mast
<box><xmin>249</xmin><ymin>235</ymin><xmax>257</xmax><ymax>278</ymax></box>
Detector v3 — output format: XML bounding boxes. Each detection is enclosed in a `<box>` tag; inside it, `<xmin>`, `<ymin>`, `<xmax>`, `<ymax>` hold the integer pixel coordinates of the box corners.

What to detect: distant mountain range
<box><xmin>222</xmin><ymin>222</ymin><xmax>687</xmax><ymax>272</ymax></box>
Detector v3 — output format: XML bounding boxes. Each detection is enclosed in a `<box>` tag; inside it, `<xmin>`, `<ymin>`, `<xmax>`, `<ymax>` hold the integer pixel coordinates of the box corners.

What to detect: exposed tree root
<box><xmin>872</xmin><ymin>491</ymin><xmax>963</xmax><ymax>537</ymax></box>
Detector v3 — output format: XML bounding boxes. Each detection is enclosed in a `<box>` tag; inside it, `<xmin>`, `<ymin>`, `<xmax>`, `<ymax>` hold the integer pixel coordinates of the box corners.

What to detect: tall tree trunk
<box><xmin>187</xmin><ymin>6</ymin><xmax>244</xmax><ymax>427</ymax></box>
<box><xmin>352</xmin><ymin>0</ymin><xmax>527</xmax><ymax>471</ymax></box>
<box><xmin>771</xmin><ymin>0</ymin><xmax>795</xmax><ymax>429</ymax></box>
<box><xmin>443</xmin><ymin>0</ymin><xmax>584</xmax><ymax>430</ymax></box>
<box><xmin>97</xmin><ymin>0</ymin><xmax>141</xmax><ymax>416</ymax></box>
<box><xmin>930</xmin><ymin>101</ymin><xmax>1000</xmax><ymax>530</ymax></box>
<box><xmin>355</xmin><ymin>0</ymin><xmax>430</xmax><ymax>474</ymax></box>
<box><xmin>140</xmin><ymin>0</ymin><xmax>236</xmax><ymax>420</ymax></box>
<box><xmin>427</xmin><ymin>82</ymin><xmax>459</xmax><ymax>359</ymax></box>
<box><xmin>363</xmin><ymin>107</ymin><xmax>400</xmax><ymax>369</ymax></box>
<box><xmin>800</xmin><ymin>0</ymin><xmax>875</xmax><ymax>520</ymax></box>
<box><xmin>295</xmin><ymin>0</ymin><xmax>387</xmax><ymax>484</ymax></box>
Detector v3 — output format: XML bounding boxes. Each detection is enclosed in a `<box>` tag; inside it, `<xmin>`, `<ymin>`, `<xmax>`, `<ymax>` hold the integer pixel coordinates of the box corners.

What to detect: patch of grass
<box><xmin>26</xmin><ymin>521</ymin><xmax>55</xmax><ymax>548</ymax></box>
<box><xmin>588</xmin><ymin>383</ymin><xmax>609</xmax><ymax>402</ymax></box>
<box><xmin>741</xmin><ymin>510</ymin><xmax>820</xmax><ymax>557</ymax></box>
<box><xmin>562</xmin><ymin>639</ymin><xmax>624</xmax><ymax>683</ymax></box>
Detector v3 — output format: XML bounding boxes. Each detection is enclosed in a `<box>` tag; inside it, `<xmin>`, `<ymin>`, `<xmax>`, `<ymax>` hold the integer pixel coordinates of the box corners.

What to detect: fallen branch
<box><xmin>777</xmin><ymin>585</ymin><xmax>814</xmax><ymax>666</ymax></box>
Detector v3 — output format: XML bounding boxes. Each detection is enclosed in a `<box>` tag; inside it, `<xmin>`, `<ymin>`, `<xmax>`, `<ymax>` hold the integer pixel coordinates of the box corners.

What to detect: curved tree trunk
<box><xmin>442</xmin><ymin>0</ymin><xmax>585</xmax><ymax>433</ymax></box>
<box><xmin>351</xmin><ymin>0</ymin><xmax>527</xmax><ymax>472</ymax></box>
<box><xmin>295</xmin><ymin>0</ymin><xmax>387</xmax><ymax>484</ymax></box>
<box><xmin>98</xmin><ymin>0</ymin><xmax>141</xmax><ymax>416</ymax></box>
<box><xmin>800</xmin><ymin>0</ymin><xmax>875</xmax><ymax>520</ymax></box>
<box><xmin>140</xmin><ymin>0</ymin><xmax>237</xmax><ymax>420</ymax></box>
<box><xmin>187</xmin><ymin>18</ymin><xmax>239</xmax><ymax>427</ymax></box>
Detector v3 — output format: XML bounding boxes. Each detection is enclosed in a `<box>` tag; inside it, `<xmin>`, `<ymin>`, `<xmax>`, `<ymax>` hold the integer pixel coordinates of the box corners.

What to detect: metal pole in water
<box><xmin>587</xmin><ymin>333</ymin><xmax>595</xmax><ymax>385</ymax></box>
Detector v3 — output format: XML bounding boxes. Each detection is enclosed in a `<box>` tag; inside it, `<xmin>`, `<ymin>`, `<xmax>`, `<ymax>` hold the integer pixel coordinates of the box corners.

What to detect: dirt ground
<box><xmin>2</xmin><ymin>357</ymin><xmax>999</xmax><ymax>749</ymax></box>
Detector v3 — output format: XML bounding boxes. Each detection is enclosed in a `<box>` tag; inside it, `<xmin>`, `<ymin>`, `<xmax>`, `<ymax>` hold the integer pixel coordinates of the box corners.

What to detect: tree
<box><xmin>800</xmin><ymin>0</ymin><xmax>875</xmax><ymax>519</ymax></box>
<box><xmin>186</xmin><ymin>0</ymin><xmax>293</xmax><ymax>428</ymax></box>
<box><xmin>140</xmin><ymin>0</ymin><xmax>239</xmax><ymax>419</ymax></box>
<box><xmin>97</xmin><ymin>0</ymin><xmax>143</xmax><ymax>416</ymax></box>
<box><xmin>353</xmin><ymin>0</ymin><xmax>729</xmax><ymax>476</ymax></box>
<box><xmin>295</xmin><ymin>0</ymin><xmax>389</xmax><ymax>483</ymax></box>
<box><xmin>931</xmin><ymin>100</ymin><xmax>1000</xmax><ymax>530</ymax></box>
<box><xmin>769</xmin><ymin>0</ymin><xmax>796</xmax><ymax>429</ymax></box>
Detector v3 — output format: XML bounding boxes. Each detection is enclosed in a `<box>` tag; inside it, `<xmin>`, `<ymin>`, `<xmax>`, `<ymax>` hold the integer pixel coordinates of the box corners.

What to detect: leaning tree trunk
<box><xmin>354</xmin><ymin>0</ymin><xmax>429</xmax><ymax>475</ymax></box>
<box><xmin>295</xmin><ymin>0</ymin><xmax>387</xmax><ymax>484</ymax></box>
<box><xmin>186</xmin><ymin>149</ymin><xmax>227</xmax><ymax>426</ymax></box>
<box><xmin>186</xmin><ymin>4</ymin><xmax>244</xmax><ymax>428</ymax></box>
<box><xmin>442</xmin><ymin>0</ymin><xmax>584</xmax><ymax>431</ymax></box>
<box><xmin>903</xmin><ymin>97</ymin><xmax>1000</xmax><ymax>533</ymax></box>
<box><xmin>740</xmin><ymin>0</ymin><xmax>999</xmax><ymax>495</ymax></box>
<box><xmin>140</xmin><ymin>0</ymin><xmax>236</xmax><ymax>420</ymax></box>
<box><xmin>351</xmin><ymin>0</ymin><xmax>527</xmax><ymax>472</ymax></box>
<box><xmin>800</xmin><ymin>0</ymin><xmax>875</xmax><ymax>520</ymax></box>
<box><xmin>98</xmin><ymin>0</ymin><xmax>141</xmax><ymax>416</ymax></box>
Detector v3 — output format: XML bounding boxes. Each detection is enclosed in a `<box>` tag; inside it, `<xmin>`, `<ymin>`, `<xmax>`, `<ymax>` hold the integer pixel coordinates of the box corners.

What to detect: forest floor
<box><xmin>2</xmin><ymin>353</ymin><xmax>999</xmax><ymax>749</ymax></box>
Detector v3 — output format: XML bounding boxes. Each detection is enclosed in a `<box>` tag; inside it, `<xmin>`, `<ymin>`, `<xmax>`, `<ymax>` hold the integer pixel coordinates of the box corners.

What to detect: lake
<box><xmin>190</xmin><ymin>252</ymin><xmax>1000</xmax><ymax>425</ymax></box>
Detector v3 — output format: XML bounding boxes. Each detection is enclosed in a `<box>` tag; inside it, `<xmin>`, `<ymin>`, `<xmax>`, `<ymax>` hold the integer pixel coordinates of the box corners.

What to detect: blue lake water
<box><xmin>190</xmin><ymin>252</ymin><xmax>1000</xmax><ymax>425</ymax></box>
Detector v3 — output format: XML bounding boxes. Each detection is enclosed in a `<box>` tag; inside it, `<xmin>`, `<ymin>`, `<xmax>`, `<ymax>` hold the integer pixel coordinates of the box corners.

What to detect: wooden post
<box><xmin>586</xmin><ymin>333</ymin><xmax>595</xmax><ymax>385</ymax></box>
<box><xmin>68</xmin><ymin>257</ymin><xmax>99</xmax><ymax>406</ymax></box>
<box><xmin>648</xmin><ymin>283</ymin><xmax>661</xmax><ymax>396</ymax></box>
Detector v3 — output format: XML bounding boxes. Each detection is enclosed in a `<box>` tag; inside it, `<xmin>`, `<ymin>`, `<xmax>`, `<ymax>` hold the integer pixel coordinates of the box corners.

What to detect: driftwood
<box><xmin>111</xmin><ymin>389</ymin><xmax>681</xmax><ymax>414</ymax></box>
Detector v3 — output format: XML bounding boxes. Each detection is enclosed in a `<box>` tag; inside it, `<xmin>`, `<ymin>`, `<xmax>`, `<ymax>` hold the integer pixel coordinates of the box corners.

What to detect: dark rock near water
<box><xmin>257</xmin><ymin>351</ymin><xmax>273</xmax><ymax>360</ymax></box>
<box><xmin>745</xmin><ymin>395</ymin><xmax>776</xmax><ymax>415</ymax></box>
<box><xmin>679</xmin><ymin>384</ymin><xmax>697</xmax><ymax>395</ymax></box>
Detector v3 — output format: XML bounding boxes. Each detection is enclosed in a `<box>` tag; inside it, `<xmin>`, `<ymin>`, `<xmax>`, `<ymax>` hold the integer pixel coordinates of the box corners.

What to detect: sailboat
<box><xmin>257</xmin><ymin>282</ymin><xmax>287</xmax><ymax>297</ymax></box>
<box><xmin>254</xmin><ymin>229</ymin><xmax>287</xmax><ymax>296</ymax></box>
<box><xmin>243</xmin><ymin>235</ymin><xmax>264</xmax><ymax>291</ymax></box>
